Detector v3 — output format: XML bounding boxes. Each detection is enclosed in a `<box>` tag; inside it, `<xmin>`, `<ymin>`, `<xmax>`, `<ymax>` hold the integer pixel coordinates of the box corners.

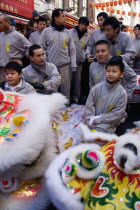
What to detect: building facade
<box><xmin>34</xmin><ymin>0</ymin><xmax>94</xmax><ymax>24</ymax></box>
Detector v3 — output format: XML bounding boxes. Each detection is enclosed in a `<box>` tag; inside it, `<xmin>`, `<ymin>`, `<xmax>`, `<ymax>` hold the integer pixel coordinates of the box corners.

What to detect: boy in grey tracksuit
<box><xmin>29</xmin><ymin>17</ymin><xmax>47</xmax><ymax>45</ymax></box>
<box><xmin>0</xmin><ymin>14</ymin><xmax>31</xmax><ymax>82</ymax></box>
<box><xmin>1</xmin><ymin>79</ymin><xmax>35</xmax><ymax>94</ymax></box>
<box><xmin>39</xmin><ymin>9</ymin><xmax>77</xmax><ymax>100</ymax></box>
<box><xmin>83</xmin><ymin>56</ymin><xmax>127</xmax><ymax>134</ymax></box>
<box><xmin>69</xmin><ymin>17</ymin><xmax>90</xmax><ymax>103</ymax></box>
<box><xmin>0</xmin><ymin>62</ymin><xmax>35</xmax><ymax>94</ymax></box>
<box><xmin>89</xmin><ymin>58</ymin><xmax>137</xmax><ymax>102</ymax></box>
<box><xmin>89</xmin><ymin>40</ymin><xmax>137</xmax><ymax>102</ymax></box>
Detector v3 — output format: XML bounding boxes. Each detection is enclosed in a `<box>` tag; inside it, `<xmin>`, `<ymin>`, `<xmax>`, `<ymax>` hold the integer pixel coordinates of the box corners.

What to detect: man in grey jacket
<box><xmin>22</xmin><ymin>45</ymin><xmax>61</xmax><ymax>94</ymax></box>
<box><xmin>29</xmin><ymin>17</ymin><xmax>47</xmax><ymax>45</ymax></box>
<box><xmin>102</xmin><ymin>17</ymin><xmax>135</xmax><ymax>65</ymax></box>
<box><xmin>86</xmin><ymin>12</ymin><xmax>108</xmax><ymax>62</ymax></box>
<box><xmin>69</xmin><ymin>17</ymin><xmax>90</xmax><ymax>103</ymax></box>
<box><xmin>40</xmin><ymin>8</ymin><xmax>77</xmax><ymax>100</ymax></box>
<box><xmin>89</xmin><ymin>40</ymin><xmax>137</xmax><ymax>102</ymax></box>
<box><xmin>0</xmin><ymin>14</ymin><xmax>31</xmax><ymax>82</ymax></box>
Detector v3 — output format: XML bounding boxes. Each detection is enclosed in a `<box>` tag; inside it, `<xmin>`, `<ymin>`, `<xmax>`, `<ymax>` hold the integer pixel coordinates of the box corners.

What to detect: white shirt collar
<box><xmin>5</xmin><ymin>79</ymin><xmax>22</xmax><ymax>91</ymax></box>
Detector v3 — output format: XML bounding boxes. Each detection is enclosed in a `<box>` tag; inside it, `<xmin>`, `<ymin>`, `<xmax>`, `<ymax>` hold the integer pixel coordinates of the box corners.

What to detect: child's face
<box><xmin>5</xmin><ymin>69</ymin><xmax>22</xmax><ymax>86</ymax></box>
<box><xmin>105</xmin><ymin>65</ymin><xmax>124</xmax><ymax>84</ymax></box>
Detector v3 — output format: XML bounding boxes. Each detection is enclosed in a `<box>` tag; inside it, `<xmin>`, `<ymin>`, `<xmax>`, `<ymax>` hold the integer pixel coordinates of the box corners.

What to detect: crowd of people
<box><xmin>0</xmin><ymin>9</ymin><xmax>139</xmax><ymax>134</ymax></box>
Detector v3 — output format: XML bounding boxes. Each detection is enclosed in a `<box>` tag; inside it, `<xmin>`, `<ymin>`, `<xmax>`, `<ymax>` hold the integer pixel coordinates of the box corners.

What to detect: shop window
<box><xmin>69</xmin><ymin>0</ymin><xmax>79</xmax><ymax>16</ymax></box>
<box><xmin>82</xmin><ymin>0</ymin><xmax>88</xmax><ymax>16</ymax></box>
<box><xmin>55</xmin><ymin>0</ymin><xmax>64</xmax><ymax>9</ymax></box>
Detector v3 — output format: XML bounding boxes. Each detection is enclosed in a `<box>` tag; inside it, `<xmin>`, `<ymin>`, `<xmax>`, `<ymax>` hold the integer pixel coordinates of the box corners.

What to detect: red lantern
<box><xmin>139</xmin><ymin>13</ymin><xmax>140</xmax><ymax>17</ymax></box>
<box><xmin>106</xmin><ymin>7</ymin><xmax>110</xmax><ymax>12</ymax></box>
<box><xmin>106</xmin><ymin>2</ymin><xmax>109</xmax><ymax>7</ymax></box>
<box><xmin>122</xmin><ymin>11</ymin><xmax>126</xmax><ymax>15</ymax></box>
<box><xmin>102</xmin><ymin>3</ymin><xmax>105</xmax><ymax>7</ymax></box>
<box><xmin>117</xmin><ymin>10</ymin><xmax>120</xmax><ymax>14</ymax></box>
<box><xmin>114</xmin><ymin>1</ymin><xmax>118</xmax><ymax>6</ymax></box>
<box><xmin>123</xmin><ymin>0</ymin><xmax>127</xmax><ymax>3</ymax></box>
<box><xmin>110</xmin><ymin>2</ymin><xmax>113</xmax><ymax>6</ymax></box>
<box><xmin>133</xmin><ymin>12</ymin><xmax>137</xmax><ymax>17</ymax></box>
<box><xmin>118</xmin><ymin>0</ymin><xmax>122</xmax><ymax>5</ymax></box>
<box><xmin>99</xmin><ymin>3</ymin><xmax>102</xmax><ymax>7</ymax></box>
<box><xmin>128</xmin><ymin>12</ymin><xmax>131</xmax><ymax>16</ymax></box>
<box><xmin>95</xmin><ymin>3</ymin><xmax>99</xmax><ymax>7</ymax></box>
<box><xmin>128</xmin><ymin>0</ymin><xmax>132</xmax><ymax>3</ymax></box>
<box><xmin>101</xmin><ymin>7</ymin><xmax>104</xmax><ymax>11</ymax></box>
<box><xmin>90</xmin><ymin>3</ymin><xmax>94</xmax><ymax>8</ymax></box>
<box><xmin>111</xmin><ymin>9</ymin><xmax>115</xmax><ymax>13</ymax></box>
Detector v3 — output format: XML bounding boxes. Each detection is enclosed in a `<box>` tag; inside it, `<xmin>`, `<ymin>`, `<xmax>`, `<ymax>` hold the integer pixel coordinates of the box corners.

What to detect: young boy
<box><xmin>0</xmin><ymin>62</ymin><xmax>36</xmax><ymax>94</ymax></box>
<box><xmin>83</xmin><ymin>56</ymin><xmax>127</xmax><ymax>133</ymax></box>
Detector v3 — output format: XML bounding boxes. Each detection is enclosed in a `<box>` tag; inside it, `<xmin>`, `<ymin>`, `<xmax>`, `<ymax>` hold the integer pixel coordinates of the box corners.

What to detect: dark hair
<box><xmin>103</xmin><ymin>17</ymin><xmax>120</xmax><ymax>30</ymax></box>
<box><xmin>106</xmin><ymin>56</ymin><xmax>124</xmax><ymax>72</ymax></box>
<box><xmin>17</xmin><ymin>28</ymin><xmax>24</xmax><ymax>33</ymax></box>
<box><xmin>5</xmin><ymin>62</ymin><xmax>22</xmax><ymax>74</ymax></box>
<box><xmin>95</xmin><ymin>40</ymin><xmax>110</xmax><ymax>49</ymax></box>
<box><xmin>78</xmin><ymin>16</ymin><xmax>89</xmax><ymax>26</ymax></box>
<box><xmin>134</xmin><ymin>24</ymin><xmax>140</xmax><ymax>30</ymax></box>
<box><xmin>37</xmin><ymin>16</ymin><xmax>47</xmax><ymax>24</ymax></box>
<box><xmin>97</xmin><ymin>12</ymin><xmax>108</xmax><ymax>20</ymax></box>
<box><xmin>29</xmin><ymin>44</ymin><xmax>41</xmax><ymax>56</ymax></box>
<box><xmin>52</xmin><ymin>8</ymin><xmax>64</xmax><ymax>23</ymax></box>
<box><xmin>121</xmin><ymin>25</ymin><xmax>127</xmax><ymax>31</ymax></box>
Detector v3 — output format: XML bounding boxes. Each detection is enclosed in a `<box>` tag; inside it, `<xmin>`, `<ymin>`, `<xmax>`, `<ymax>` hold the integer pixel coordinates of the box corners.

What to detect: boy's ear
<box><xmin>19</xmin><ymin>72</ymin><xmax>22</xmax><ymax>79</ymax></box>
<box><xmin>120</xmin><ymin>72</ymin><xmax>124</xmax><ymax>78</ymax></box>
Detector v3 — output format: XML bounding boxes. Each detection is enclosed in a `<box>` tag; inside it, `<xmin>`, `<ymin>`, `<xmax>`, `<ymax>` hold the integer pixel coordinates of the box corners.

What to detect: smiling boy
<box><xmin>0</xmin><ymin>62</ymin><xmax>35</xmax><ymax>94</ymax></box>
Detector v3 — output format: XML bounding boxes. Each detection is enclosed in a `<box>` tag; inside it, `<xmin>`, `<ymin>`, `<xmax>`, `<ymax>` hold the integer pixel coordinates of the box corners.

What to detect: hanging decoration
<box><xmin>123</xmin><ymin>0</ymin><xmax>128</xmax><ymax>3</ymax></box>
<box><xmin>133</xmin><ymin>12</ymin><xmax>137</xmax><ymax>16</ymax></box>
<box><xmin>114</xmin><ymin>1</ymin><xmax>118</xmax><ymax>6</ymax></box>
<box><xmin>106</xmin><ymin>7</ymin><xmax>110</xmax><ymax>12</ymax></box>
<box><xmin>106</xmin><ymin>2</ymin><xmax>110</xmax><ymax>7</ymax></box>
<box><xmin>90</xmin><ymin>0</ymin><xmax>136</xmax><ymax>8</ymax></box>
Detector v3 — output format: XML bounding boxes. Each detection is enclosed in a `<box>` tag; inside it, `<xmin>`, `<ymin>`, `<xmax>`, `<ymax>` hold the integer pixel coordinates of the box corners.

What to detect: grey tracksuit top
<box><xmin>132</xmin><ymin>37</ymin><xmax>140</xmax><ymax>70</ymax></box>
<box><xmin>0</xmin><ymin>28</ymin><xmax>31</xmax><ymax>67</ymax></box>
<box><xmin>69</xmin><ymin>28</ymin><xmax>90</xmax><ymax>63</ymax></box>
<box><xmin>83</xmin><ymin>80</ymin><xmax>127</xmax><ymax>133</ymax></box>
<box><xmin>89</xmin><ymin>59</ymin><xmax>137</xmax><ymax>102</ymax></box>
<box><xmin>39</xmin><ymin>26</ymin><xmax>77</xmax><ymax>68</ymax></box>
<box><xmin>29</xmin><ymin>30</ymin><xmax>42</xmax><ymax>45</ymax></box>
<box><xmin>22</xmin><ymin>61</ymin><xmax>61</xmax><ymax>92</ymax></box>
<box><xmin>102</xmin><ymin>31</ymin><xmax>135</xmax><ymax>64</ymax></box>
<box><xmin>86</xmin><ymin>28</ymin><xmax>104</xmax><ymax>56</ymax></box>
<box><xmin>3</xmin><ymin>79</ymin><xmax>36</xmax><ymax>94</ymax></box>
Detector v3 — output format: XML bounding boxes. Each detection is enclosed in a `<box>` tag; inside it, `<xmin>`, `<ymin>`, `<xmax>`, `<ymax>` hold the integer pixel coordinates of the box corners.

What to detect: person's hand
<box><xmin>89</xmin><ymin>116</ymin><xmax>101</xmax><ymax>127</ymax></box>
<box><xmin>29</xmin><ymin>82</ymin><xmax>44</xmax><ymax>90</ymax></box>
<box><xmin>87</xmin><ymin>54</ymin><xmax>95</xmax><ymax>63</ymax></box>
<box><xmin>71</xmin><ymin>67</ymin><xmax>77</xmax><ymax>72</ymax></box>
